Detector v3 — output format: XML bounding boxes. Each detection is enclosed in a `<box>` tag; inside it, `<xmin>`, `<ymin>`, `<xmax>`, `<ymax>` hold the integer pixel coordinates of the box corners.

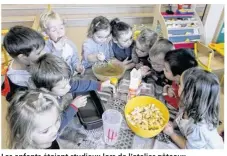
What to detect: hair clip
<box><xmin>95</xmin><ymin>21</ymin><xmax>101</xmax><ymax>27</ymax></box>
<box><xmin>33</xmin><ymin>92</ymin><xmax>47</xmax><ymax>105</ymax></box>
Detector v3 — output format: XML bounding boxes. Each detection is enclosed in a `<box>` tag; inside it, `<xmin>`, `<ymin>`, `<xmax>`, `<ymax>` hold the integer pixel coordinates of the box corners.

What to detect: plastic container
<box><xmin>102</xmin><ymin>109</ymin><xmax>123</xmax><ymax>145</ymax></box>
<box><xmin>77</xmin><ymin>91</ymin><xmax>105</xmax><ymax>130</ymax></box>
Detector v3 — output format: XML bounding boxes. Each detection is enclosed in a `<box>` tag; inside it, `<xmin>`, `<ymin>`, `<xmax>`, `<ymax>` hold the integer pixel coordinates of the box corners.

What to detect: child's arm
<box><xmin>59</xmin><ymin>96</ymin><xmax>87</xmax><ymax>132</ymax></box>
<box><xmin>163</xmin><ymin>122</ymin><xmax>186</xmax><ymax>149</ymax></box>
<box><xmin>170</xmin><ymin>132</ymin><xmax>187</xmax><ymax>149</ymax></box>
<box><xmin>70</xmin><ymin>80</ymin><xmax>115</xmax><ymax>94</ymax></box>
<box><xmin>70</xmin><ymin>80</ymin><xmax>101</xmax><ymax>94</ymax></box>
<box><xmin>125</xmin><ymin>62</ymin><xmax>136</xmax><ymax>70</ymax></box>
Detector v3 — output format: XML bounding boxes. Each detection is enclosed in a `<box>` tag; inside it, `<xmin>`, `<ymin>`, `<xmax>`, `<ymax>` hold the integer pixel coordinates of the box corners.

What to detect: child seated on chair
<box><xmin>131</xmin><ymin>28</ymin><xmax>158</xmax><ymax>68</ymax></box>
<box><xmin>163</xmin><ymin>48</ymin><xmax>198</xmax><ymax>111</ymax></box>
<box><xmin>141</xmin><ymin>38</ymin><xmax>174</xmax><ymax>86</ymax></box>
<box><xmin>2</xmin><ymin>26</ymin><xmax>45</xmax><ymax>102</ymax></box>
<box><xmin>81</xmin><ymin>16</ymin><xmax>114</xmax><ymax>68</ymax></box>
<box><xmin>110</xmin><ymin>18</ymin><xmax>135</xmax><ymax>70</ymax></box>
<box><xmin>40</xmin><ymin>10</ymin><xmax>85</xmax><ymax>75</ymax></box>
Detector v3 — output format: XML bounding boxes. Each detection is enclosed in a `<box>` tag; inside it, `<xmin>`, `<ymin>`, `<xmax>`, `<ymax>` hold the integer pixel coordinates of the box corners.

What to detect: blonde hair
<box><xmin>7</xmin><ymin>90</ymin><xmax>60</xmax><ymax>149</ymax></box>
<box><xmin>39</xmin><ymin>10</ymin><xmax>63</xmax><ymax>31</ymax></box>
<box><xmin>136</xmin><ymin>29</ymin><xmax>158</xmax><ymax>50</ymax></box>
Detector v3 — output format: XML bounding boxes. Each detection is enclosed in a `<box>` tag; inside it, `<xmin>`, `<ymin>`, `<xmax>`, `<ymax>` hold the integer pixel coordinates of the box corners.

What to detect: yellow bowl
<box><xmin>124</xmin><ymin>96</ymin><xmax>170</xmax><ymax>138</ymax></box>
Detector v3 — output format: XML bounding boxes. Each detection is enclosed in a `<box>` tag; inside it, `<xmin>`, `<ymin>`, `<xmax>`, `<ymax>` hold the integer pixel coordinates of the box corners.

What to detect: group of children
<box><xmin>1</xmin><ymin>10</ymin><xmax>224</xmax><ymax>149</ymax></box>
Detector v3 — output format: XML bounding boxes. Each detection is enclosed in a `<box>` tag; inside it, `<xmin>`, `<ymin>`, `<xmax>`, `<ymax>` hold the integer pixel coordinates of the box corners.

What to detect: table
<box><xmin>57</xmin><ymin>68</ymin><xmax>173</xmax><ymax>149</ymax></box>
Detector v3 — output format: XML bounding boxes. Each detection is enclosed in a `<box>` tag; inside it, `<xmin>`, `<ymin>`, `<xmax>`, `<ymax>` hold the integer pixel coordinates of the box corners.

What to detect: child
<box><xmin>110</xmin><ymin>18</ymin><xmax>135</xmax><ymax>70</ymax></box>
<box><xmin>163</xmin><ymin>67</ymin><xmax>224</xmax><ymax>149</ymax></box>
<box><xmin>81</xmin><ymin>16</ymin><xmax>114</xmax><ymax>68</ymax></box>
<box><xmin>2</xmin><ymin>26</ymin><xmax>45</xmax><ymax>101</ymax></box>
<box><xmin>30</xmin><ymin>53</ymin><xmax>115</xmax><ymax>99</ymax></box>
<box><xmin>8</xmin><ymin>90</ymin><xmax>86</xmax><ymax>149</ymax></box>
<box><xmin>40</xmin><ymin>10</ymin><xmax>84</xmax><ymax>74</ymax></box>
<box><xmin>142</xmin><ymin>38</ymin><xmax>174</xmax><ymax>86</ymax></box>
<box><xmin>131</xmin><ymin>28</ymin><xmax>158</xmax><ymax>68</ymax></box>
<box><xmin>163</xmin><ymin>48</ymin><xmax>198</xmax><ymax>110</ymax></box>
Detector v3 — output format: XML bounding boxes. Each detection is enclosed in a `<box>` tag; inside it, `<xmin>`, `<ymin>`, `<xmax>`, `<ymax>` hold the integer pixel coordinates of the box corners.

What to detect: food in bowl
<box><xmin>94</xmin><ymin>63</ymin><xmax>123</xmax><ymax>76</ymax></box>
<box><xmin>126</xmin><ymin>104</ymin><xmax>165</xmax><ymax>131</ymax></box>
<box><xmin>124</xmin><ymin>96</ymin><xmax>169</xmax><ymax>138</ymax></box>
<box><xmin>92</xmin><ymin>61</ymin><xmax>125</xmax><ymax>81</ymax></box>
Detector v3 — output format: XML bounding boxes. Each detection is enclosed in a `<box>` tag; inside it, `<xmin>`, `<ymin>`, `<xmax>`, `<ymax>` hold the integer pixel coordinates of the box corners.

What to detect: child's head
<box><xmin>40</xmin><ymin>10</ymin><xmax>65</xmax><ymax>42</ymax></box>
<box><xmin>3</xmin><ymin>26</ymin><xmax>45</xmax><ymax>66</ymax></box>
<box><xmin>148</xmin><ymin>38</ymin><xmax>174</xmax><ymax>72</ymax></box>
<box><xmin>87</xmin><ymin>16</ymin><xmax>112</xmax><ymax>44</ymax></box>
<box><xmin>110</xmin><ymin>18</ymin><xmax>133</xmax><ymax>49</ymax></box>
<box><xmin>135</xmin><ymin>29</ymin><xmax>158</xmax><ymax>57</ymax></box>
<box><xmin>179</xmin><ymin>67</ymin><xmax>220</xmax><ymax>128</ymax></box>
<box><xmin>8</xmin><ymin>90</ymin><xmax>61</xmax><ymax>149</ymax></box>
<box><xmin>31</xmin><ymin>53</ymin><xmax>71</xmax><ymax>96</ymax></box>
<box><xmin>164</xmin><ymin>48</ymin><xmax>198</xmax><ymax>82</ymax></box>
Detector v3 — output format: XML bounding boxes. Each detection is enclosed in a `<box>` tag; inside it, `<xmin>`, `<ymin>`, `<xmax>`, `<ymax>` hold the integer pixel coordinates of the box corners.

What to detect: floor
<box><xmin>1</xmin><ymin>26</ymin><xmax>225</xmax><ymax>148</ymax></box>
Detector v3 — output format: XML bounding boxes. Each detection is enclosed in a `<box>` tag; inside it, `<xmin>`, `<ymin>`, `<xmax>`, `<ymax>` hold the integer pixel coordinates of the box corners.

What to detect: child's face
<box><xmin>135</xmin><ymin>41</ymin><xmax>149</xmax><ymax>57</ymax></box>
<box><xmin>115</xmin><ymin>29</ymin><xmax>133</xmax><ymax>49</ymax></box>
<box><xmin>178</xmin><ymin>73</ymin><xmax>184</xmax><ymax>97</ymax></box>
<box><xmin>46</xmin><ymin>19</ymin><xmax>65</xmax><ymax>43</ymax></box>
<box><xmin>18</xmin><ymin>46</ymin><xmax>45</xmax><ymax>66</ymax></box>
<box><xmin>163</xmin><ymin>62</ymin><xmax>175</xmax><ymax>81</ymax></box>
<box><xmin>93</xmin><ymin>27</ymin><xmax>112</xmax><ymax>44</ymax></box>
<box><xmin>149</xmin><ymin>54</ymin><xmax>165</xmax><ymax>72</ymax></box>
<box><xmin>30</xmin><ymin>106</ymin><xmax>60</xmax><ymax>148</ymax></box>
<box><xmin>51</xmin><ymin>79</ymin><xmax>71</xmax><ymax>96</ymax></box>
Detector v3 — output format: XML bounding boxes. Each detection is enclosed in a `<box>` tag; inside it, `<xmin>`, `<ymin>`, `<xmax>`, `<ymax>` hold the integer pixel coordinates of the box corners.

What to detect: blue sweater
<box><xmin>58</xmin><ymin>79</ymin><xmax>101</xmax><ymax>132</ymax></box>
<box><xmin>112</xmin><ymin>42</ymin><xmax>134</xmax><ymax>61</ymax></box>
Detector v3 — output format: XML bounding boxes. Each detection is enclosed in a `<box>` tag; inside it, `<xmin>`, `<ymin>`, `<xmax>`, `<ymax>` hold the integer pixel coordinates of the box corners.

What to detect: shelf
<box><xmin>161</xmin><ymin>12</ymin><xmax>194</xmax><ymax>18</ymax></box>
<box><xmin>167</xmin><ymin>26</ymin><xmax>199</xmax><ymax>30</ymax></box>
<box><xmin>165</xmin><ymin>20</ymin><xmax>198</xmax><ymax>25</ymax></box>
<box><xmin>173</xmin><ymin>40</ymin><xmax>200</xmax><ymax>44</ymax></box>
<box><xmin>168</xmin><ymin>34</ymin><xmax>200</xmax><ymax>37</ymax></box>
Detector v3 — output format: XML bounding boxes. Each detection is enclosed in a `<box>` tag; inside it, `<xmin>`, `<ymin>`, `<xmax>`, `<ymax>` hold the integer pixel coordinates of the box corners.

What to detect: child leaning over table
<box><xmin>40</xmin><ymin>10</ymin><xmax>85</xmax><ymax>75</ymax></box>
<box><xmin>2</xmin><ymin>26</ymin><xmax>46</xmax><ymax>102</ymax></box>
<box><xmin>30</xmin><ymin>53</ymin><xmax>115</xmax><ymax>110</ymax></box>
<box><xmin>140</xmin><ymin>38</ymin><xmax>174</xmax><ymax>86</ymax></box>
<box><xmin>81</xmin><ymin>16</ymin><xmax>114</xmax><ymax>68</ymax></box>
<box><xmin>131</xmin><ymin>28</ymin><xmax>158</xmax><ymax>68</ymax></box>
<box><xmin>163</xmin><ymin>48</ymin><xmax>198</xmax><ymax>112</ymax></box>
<box><xmin>8</xmin><ymin>89</ymin><xmax>87</xmax><ymax>149</ymax></box>
<box><xmin>152</xmin><ymin>67</ymin><xmax>224</xmax><ymax>149</ymax></box>
<box><xmin>110</xmin><ymin>18</ymin><xmax>135</xmax><ymax>70</ymax></box>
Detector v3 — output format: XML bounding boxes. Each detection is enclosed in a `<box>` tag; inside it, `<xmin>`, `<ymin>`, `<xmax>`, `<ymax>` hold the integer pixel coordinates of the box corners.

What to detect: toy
<box><xmin>177</xmin><ymin>4</ymin><xmax>194</xmax><ymax>14</ymax></box>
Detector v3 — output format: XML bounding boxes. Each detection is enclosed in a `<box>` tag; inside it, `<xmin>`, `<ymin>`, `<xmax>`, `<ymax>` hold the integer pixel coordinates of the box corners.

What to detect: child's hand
<box><xmin>163</xmin><ymin>84</ymin><xmax>170</xmax><ymax>95</ymax></box>
<box><xmin>123</xmin><ymin>57</ymin><xmax>132</xmax><ymax>65</ymax></box>
<box><xmin>163</xmin><ymin>122</ymin><xmax>174</xmax><ymax>136</ymax></box>
<box><xmin>76</xmin><ymin>64</ymin><xmax>85</xmax><ymax>75</ymax></box>
<box><xmin>167</xmin><ymin>87</ymin><xmax>175</xmax><ymax>97</ymax></box>
<box><xmin>101</xmin><ymin>80</ymin><xmax>116</xmax><ymax>94</ymax></box>
<box><xmin>53</xmin><ymin>36</ymin><xmax>67</xmax><ymax>51</ymax></box>
<box><xmin>97</xmin><ymin>52</ymin><xmax>106</xmax><ymax>61</ymax></box>
<box><xmin>140</xmin><ymin>66</ymin><xmax>151</xmax><ymax>77</ymax></box>
<box><xmin>135</xmin><ymin>62</ymin><xmax>143</xmax><ymax>69</ymax></box>
<box><xmin>71</xmin><ymin>96</ymin><xmax>87</xmax><ymax>108</ymax></box>
<box><xmin>163</xmin><ymin>85</ymin><xmax>175</xmax><ymax>97</ymax></box>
